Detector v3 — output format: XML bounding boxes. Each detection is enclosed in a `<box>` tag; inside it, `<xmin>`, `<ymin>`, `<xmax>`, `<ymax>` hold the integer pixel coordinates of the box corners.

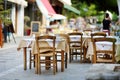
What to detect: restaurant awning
<box><xmin>36</xmin><ymin>0</ymin><xmax>66</xmax><ymax>20</ymax></box>
<box><xmin>59</xmin><ymin>0</ymin><xmax>80</xmax><ymax>15</ymax></box>
<box><xmin>7</xmin><ymin>0</ymin><xmax>27</xmax><ymax>7</ymax></box>
<box><xmin>64</xmin><ymin>4</ymin><xmax>80</xmax><ymax>15</ymax></box>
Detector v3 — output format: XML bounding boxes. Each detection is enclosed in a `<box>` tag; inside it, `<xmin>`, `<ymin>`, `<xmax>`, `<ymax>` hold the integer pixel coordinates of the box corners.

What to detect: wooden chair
<box><xmin>68</xmin><ymin>32</ymin><xmax>83</xmax><ymax>63</ymax></box>
<box><xmin>92</xmin><ymin>37</ymin><xmax>116</xmax><ymax>63</ymax></box>
<box><xmin>35</xmin><ymin>35</ymin><xmax>57</xmax><ymax>75</ymax></box>
<box><xmin>55</xmin><ymin>34</ymin><xmax>69</xmax><ymax>71</ymax></box>
<box><xmin>90</xmin><ymin>32</ymin><xmax>107</xmax><ymax>62</ymax></box>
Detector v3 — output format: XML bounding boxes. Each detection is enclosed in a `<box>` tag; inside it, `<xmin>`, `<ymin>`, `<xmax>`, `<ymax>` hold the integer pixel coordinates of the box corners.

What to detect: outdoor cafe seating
<box><xmin>17</xmin><ymin>27</ymin><xmax>120</xmax><ymax>75</ymax></box>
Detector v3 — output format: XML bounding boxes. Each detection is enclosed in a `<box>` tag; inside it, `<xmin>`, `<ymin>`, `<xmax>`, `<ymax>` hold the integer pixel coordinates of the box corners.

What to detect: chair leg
<box><xmin>80</xmin><ymin>51</ymin><xmax>82</xmax><ymax>62</ymax></box>
<box><xmin>61</xmin><ymin>50</ymin><xmax>64</xmax><ymax>72</ymax></box>
<box><xmin>65</xmin><ymin>52</ymin><xmax>67</xmax><ymax>68</ymax></box>
<box><xmin>75</xmin><ymin>49</ymin><xmax>77</xmax><ymax>60</ymax></box>
<box><xmin>93</xmin><ymin>55</ymin><xmax>96</xmax><ymax>63</ymax></box>
<box><xmin>56</xmin><ymin>51</ymin><xmax>67</xmax><ymax>72</ymax></box>
<box><xmin>53</xmin><ymin>56</ymin><xmax>56</xmax><ymax>75</ymax></box>
<box><xmin>69</xmin><ymin>49</ymin><xmax>71</xmax><ymax>63</ymax></box>
<box><xmin>29</xmin><ymin>50</ymin><xmax>35</xmax><ymax>69</ymax></box>
<box><xmin>35</xmin><ymin>54</ymin><xmax>38</xmax><ymax>74</ymax></box>
<box><xmin>83</xmin><ymin>47</ymin><xmax>87</xmax><ymax>61</ymax></box>
<box><xmin>38</xmin><ymin>56</ymin><xmax>41</xmax><ymax>74</ymax></box>
<box><xmin>29</xmin><ymin>51</ymin><xmax>31</xmax><ymax>69</ymax></box>
<box><xmin>71</xmin><ymin>49</ymin><xmax>73</xmax><ymax>60</ymax></box>
<box><xmin>55</xmin><ymin>54</ymin><xmax>58</xmax><ymax>72</ymax></box>
<box><xmin>112</xmin><ymin>54</ymin><xmax>115</xmax><ymax>63</ymax></box>
<box><xmin>33</xmin><ymin>55</ymin><xmax>35</xmax><ymax>67</ymax></box>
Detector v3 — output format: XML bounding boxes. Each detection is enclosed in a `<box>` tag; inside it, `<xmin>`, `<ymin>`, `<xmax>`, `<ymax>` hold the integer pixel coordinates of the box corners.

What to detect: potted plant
<box><xmin>24</xmin><ymin>16</ymin><xmax>30</xmax><ymax>35</ymax></box>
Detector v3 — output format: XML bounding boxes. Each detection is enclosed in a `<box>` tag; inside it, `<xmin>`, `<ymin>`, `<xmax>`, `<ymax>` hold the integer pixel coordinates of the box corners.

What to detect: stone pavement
<box><xmin>0</xmin><ymin>36</ymin><xmax>92</xmax><ymax>80</ymax></box>
<box><xmin>0</xmin><ymin>36</ymin><xmax>119</xmax><ymax>80</ymax></box>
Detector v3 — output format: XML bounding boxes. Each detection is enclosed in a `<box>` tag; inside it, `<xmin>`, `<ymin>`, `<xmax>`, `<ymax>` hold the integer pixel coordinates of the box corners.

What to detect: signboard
<box><xmin>31</xmin><ymin>21</ymin><xmax>40</xmax><ymax>34</ymax></box>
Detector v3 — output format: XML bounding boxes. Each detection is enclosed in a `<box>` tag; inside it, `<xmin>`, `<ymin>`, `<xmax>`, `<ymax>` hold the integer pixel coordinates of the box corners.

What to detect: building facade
<box><xmin>8</xmin><ymin>0</ymin><xmax>79</xmax><ymax>36</ymax></box>
<box><xmin>7</xmin><ymin>0</ymin><xmax>27</xmax><ymax>36</ymax></box>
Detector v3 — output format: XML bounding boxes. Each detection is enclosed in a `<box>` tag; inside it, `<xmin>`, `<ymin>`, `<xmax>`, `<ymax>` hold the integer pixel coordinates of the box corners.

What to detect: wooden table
<box><xmin>17</xmin><ymin>36</ymin><xmax>67</xmax><ymax>72</ymax></box>
<box><xmin>17</xmin><ymin>38</ymin><xmax>33</xmax><ymax>70</ymax></box>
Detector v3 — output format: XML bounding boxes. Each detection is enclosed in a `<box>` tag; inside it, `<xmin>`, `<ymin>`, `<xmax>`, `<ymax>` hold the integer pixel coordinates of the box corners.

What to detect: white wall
<box><xmin>11</xmin><ymin>4</ymin><xmax>16</xmax><ymax>30</ymax></box>
<box><xmin>17</xmin><ymin>5</ymin><xmax>25</xmax><ymax>36</ymax></box>
<box><xmin>9</xmin><ymin>0</ymin><xmax>27</xmax><ymax>36</ymax></box>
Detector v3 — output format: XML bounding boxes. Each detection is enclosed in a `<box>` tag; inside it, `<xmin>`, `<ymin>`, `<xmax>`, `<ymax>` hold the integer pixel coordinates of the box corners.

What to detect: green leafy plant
<box><xmin>112</xmin><ymin>12</ymin><xmax>118</xmax><ymax>22</ymax></box>
<box><xmin>24</xmin><ymin>16</ymin><xmax>30</xmax><ymax>32</ymax></box>
<box><xmin>0</xmin><ymin>0</ymin><xmax>11</xmax><ymax>26</ymax></box>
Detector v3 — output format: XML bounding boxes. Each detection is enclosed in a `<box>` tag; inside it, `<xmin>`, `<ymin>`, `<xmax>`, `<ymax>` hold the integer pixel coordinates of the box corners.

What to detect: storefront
<box><xmin>36</xmin><ymin>0</ymin><xmax>66</xmax><ymax>28</ymax></box>
<box><xmin>7</xmin><ymin>0</ymin><xmax>27</xmax><ymax>36</ymax></box>
<box><xmin>24</xmin><ymin>0</ymin><xmax>79</xmax><ymax>35</ymax></box>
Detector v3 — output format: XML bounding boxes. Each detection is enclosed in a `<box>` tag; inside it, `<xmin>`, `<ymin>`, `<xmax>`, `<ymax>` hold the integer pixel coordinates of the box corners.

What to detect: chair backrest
<box><xmin>93</xmin><ymin>37</ymin><xmax>116</xmax><ymax>63</ymax></box>
<box><xmin>83</xmin><ymin>29</ymin><xmax>92</xmax><ymax>36</ymax></box>
<box><xmin>68</xmin><ymin>32</ymin><xmax>83</xmax><ymax>48</ymax></box>
<box><xmin>35</xmin><ymin>35</ymin><xmax>56</xmax><ymax>55</ymax></box>
<box><xmin>91</xmin><ymin>32</ymin><xmax>107</xmax><ymax>42</ymax></box>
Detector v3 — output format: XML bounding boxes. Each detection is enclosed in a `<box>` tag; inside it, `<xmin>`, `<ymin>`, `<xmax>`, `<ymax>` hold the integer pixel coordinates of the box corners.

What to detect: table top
<box><xmin>17</xmin><ymin>35</ymin><xmax>68</xmax><ymax>54</ymax></box>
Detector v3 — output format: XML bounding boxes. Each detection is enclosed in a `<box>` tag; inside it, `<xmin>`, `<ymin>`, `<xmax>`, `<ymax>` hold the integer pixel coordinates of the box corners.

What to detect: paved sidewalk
<box><xmin>1</xmin><ymin>35</ymin><xmax>23</xmax><ymax>49</ymax></box>
<box><xmin>0</xmin><ymin>36</ymin><xmax>119</xmax><ymax>80</ymax></box>
<box><xmin>0</xmin><ymin>36</ymin><xmax>93</xmax><ymax>80</ymax></box>
<box><xmin>0</xmin><ymin>46</ymin><xmax>92</xmax><ymax>80</ymax></box>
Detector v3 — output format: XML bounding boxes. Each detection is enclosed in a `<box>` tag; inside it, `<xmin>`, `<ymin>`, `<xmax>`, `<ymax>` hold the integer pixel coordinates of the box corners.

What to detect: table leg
<box><xmin>23</xmin><ymin>47</ymin><xmax>27</xmax><ymax>70</ymax></box>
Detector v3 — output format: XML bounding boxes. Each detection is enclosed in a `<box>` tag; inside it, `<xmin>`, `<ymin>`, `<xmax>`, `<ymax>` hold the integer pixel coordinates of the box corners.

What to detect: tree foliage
<box><xmin>70</xmin><ymin>0</ymin><xmax>118</xmax><ymax>22</ymax></box>
<box><xmin>71</xmin><ymin>1</ymin><xmax>97</xmax><ymax>17</ymax></box>
<box><xmin>0</xmin><ymin>0</ymin><xmax>11</xmax><ymax>25</ymax></box>
<box><xmin>73</xmin><ymin>0</ymin><xmax>118</xmax><ymax>14</ymax></box>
